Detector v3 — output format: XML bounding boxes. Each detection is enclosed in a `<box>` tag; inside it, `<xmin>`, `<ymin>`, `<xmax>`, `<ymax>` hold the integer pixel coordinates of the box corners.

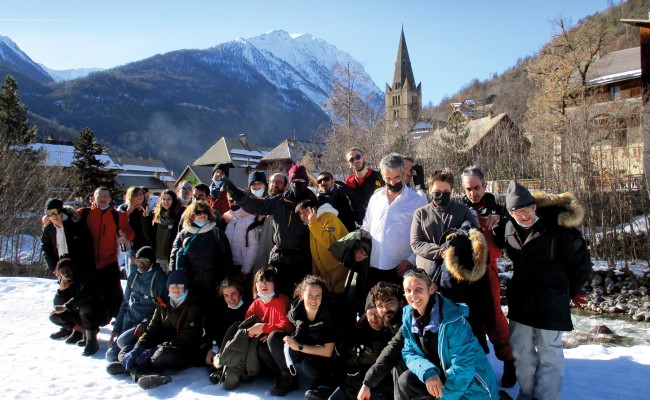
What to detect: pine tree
<box><xmin>71</xmin><ymin>127</ymin><xmax>117</xmax><ymax>199</ymax></box>
<box><xmin>0</xmin><ymin>75</ymin><xmax>37</xmax><ymax>150</ymax></box>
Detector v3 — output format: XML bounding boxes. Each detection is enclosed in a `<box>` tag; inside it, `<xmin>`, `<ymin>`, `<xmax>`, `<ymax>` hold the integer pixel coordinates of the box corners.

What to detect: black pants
<box><xmin>397</xmin><ymin>369</ymin><xmax>436</xmax><ymax>399</ymax></box>
<box><xmin>93</xmin><ymin>263</ymin><xmax>124</xmax><ymax>317</ymax></box>
<box><xmin>49</xmin><ymin>301</ymin><xmax>110</xmax><ymax>331</ymax></box>
<box><xmin>329</xmin><ymin>369</ymin><xmax>394</xmax><ymax>400</ymax></box>
<box><xmin>260</xmin><ymin>330</ymin><xmax>334</xmax><ymax>381</ymax></box>
<box><xmin>268</xmin><ymin>248</ymin><xmax>311</xmax><ymax>297</ymax></box>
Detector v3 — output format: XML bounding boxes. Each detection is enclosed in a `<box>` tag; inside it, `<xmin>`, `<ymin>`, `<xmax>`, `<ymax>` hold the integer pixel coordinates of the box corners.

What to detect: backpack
<box><xmin>127</xmin><ymin>268</ymin><xmax>165</xmax><ymax>304</ymax></box>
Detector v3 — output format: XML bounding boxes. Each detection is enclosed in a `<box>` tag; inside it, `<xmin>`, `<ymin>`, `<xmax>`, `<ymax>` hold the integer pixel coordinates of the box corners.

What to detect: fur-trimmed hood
<box><xmin>531</xmin><ymin>191</ymin><xmax>584</xmax><ymax>228</ymax></box>
<box><xmin>62</xmin><ymin>205</ymin><xmax>80</xmax><ymax>223</ymax></box>
<box><xmin>443</xmin><ymin>223</ymin><xmax>488</xmax><ymax>283</ymax></box>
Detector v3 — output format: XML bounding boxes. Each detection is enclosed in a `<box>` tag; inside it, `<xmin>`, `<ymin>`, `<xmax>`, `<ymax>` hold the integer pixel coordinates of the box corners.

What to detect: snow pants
<box><xmin>509</xmin><ymin>321</ymin><xmax>564</xmax><ymax>400</ymax></box>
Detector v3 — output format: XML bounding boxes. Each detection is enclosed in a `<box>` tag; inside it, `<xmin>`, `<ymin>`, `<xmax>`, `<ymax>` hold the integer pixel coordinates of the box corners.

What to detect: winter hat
<box><xmin>364</xmin><ymin>292</ymin><xmax>375</xmax><ymax>312</ymax></box>
<box><xmin>167</xmin><ymin>269</ymin><xmax>188</xmax><ymax>288</ymax></box>
<box><xmin>213</xmin><ymin>163</ymin><xmax>230</xmax><ymax>177</ymax></box>
<box><xmin>288</xmin><ymin>164</ymin><xmax>308</xmax><ymax>182</ymax></box>
<box><xmin>443</xmin><ymin>221</ymin><xmax>488</xmax><ymax>283</ymax></box>
<box><xmin>45</xmin><ymin>198</ymin><xmax>64</xmax><ymax>213</ymax></box>
<box><xmin>248</xmin><ymin>170</ymin><xmax>268</xmax><ymax>188</ymax></box>
<box><xmin>505</xmin><ymin>180</ymin><xmax>536</xmax><ymax>211</ymax></box>
<box><xmin>135</xmin><ymin>246</ymin><xmax>156</xmax><ymax>265</ymax></box>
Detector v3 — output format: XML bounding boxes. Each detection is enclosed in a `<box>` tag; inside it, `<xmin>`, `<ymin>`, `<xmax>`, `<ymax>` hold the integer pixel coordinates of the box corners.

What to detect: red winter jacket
<box><xmin>79</xmin><ymin>205</ymin><xmax>135</xmax><ymax>269</ymax></box>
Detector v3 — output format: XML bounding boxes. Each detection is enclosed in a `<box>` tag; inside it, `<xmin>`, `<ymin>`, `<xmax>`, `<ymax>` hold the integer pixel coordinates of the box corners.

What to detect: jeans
<box><xmin>105</xmin><ymin>327</ymin><xmax>138</xmax><ymax>362</ymax></box>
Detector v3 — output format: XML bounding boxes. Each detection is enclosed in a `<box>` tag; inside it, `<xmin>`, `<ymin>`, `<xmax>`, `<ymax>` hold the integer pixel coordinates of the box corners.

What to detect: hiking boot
<box><xmin>65</xmin><ymin>329</ymin><xmax>83</xmax><ymax>345</ymax></box>
<box><xmin>76</xmin><ymin>330</ymin><xmax>87</xmax><ymax>347</ymax></box>
<box><xmin>106</xmin><ymin>362</ymin><xmax>127</xmax><ymax>376</ymax></box>
<box><xmin>270</xmin><ymin>375</ymin><xmax>298</xmax><ymax>396</ymax></box>
<box><xmin>50</xmin><ymin>328</ymin><xmax>72</xmax><ymax>340</ymax></box>
<box><xmin>208</xmin><ymin>368</ymin><xmax>223</xmax><ymax>385</ymax></box>
<box><xmin>501</xmin><ymin>359</ymin><xmax>516</xmax><ymax>388</ymax></box>
<box><xmin>82</xmin><ymin>329</ymin><xmax>99</xmax><ymax>356</ymax></box>
<box><xmin>305</xmin><ymin>385</ymin><xmax>334</xmax><ymax>400</ymax></box>
<box><xmin>137</xmin><ymin>374</ymin><xmax>171</xmax><ymax>390</ymax></box>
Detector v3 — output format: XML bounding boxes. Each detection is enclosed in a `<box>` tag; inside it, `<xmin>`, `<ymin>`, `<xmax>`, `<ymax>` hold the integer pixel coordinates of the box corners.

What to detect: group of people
<box><xmin>42</xmin><ymin>148</ymin><xmax>592</xmax><ymax>399</ymax></box>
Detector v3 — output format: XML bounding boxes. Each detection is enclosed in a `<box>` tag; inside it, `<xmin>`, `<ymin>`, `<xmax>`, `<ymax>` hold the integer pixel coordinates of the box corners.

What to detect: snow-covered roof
<box><xmin>29</xmin><ymin>143</ymin><xmax>119</xmax><ymax>169</ymax></box>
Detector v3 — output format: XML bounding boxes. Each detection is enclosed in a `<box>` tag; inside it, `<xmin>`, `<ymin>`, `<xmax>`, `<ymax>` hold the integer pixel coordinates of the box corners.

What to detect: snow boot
<box><xmin>106</xmin><ymin>361</ymin><xmax>127</xmax><ymax>375</ymax></box>
<box><xmin>501</xmin><ymin>359</ymin><xmax>516</xmax><ymax>388</ymax></box>
<box><xmin>82</xmin><ymin>329</ymin><xmax>99</xmax><ymax>356</ymax></box>
<box><xmin>138</xmin><ymin>374</ymin><xmax>172</xmax><ymax>390</ymax></box>
<box><xmin>305</xmin><ymin>385</ymin><xmax>335</xmax><ymax>400</ymax></box>
<box><xmin>270</xmin><ymin>373</ymin><xmax>298</xmax><ymax>396</ymax></box>
<box><xmin>65</xmin><ymin>329</ymin><xmax>83</xmax><ymax>345</ymax></box>
<box><xmin>76</xmin><ymin>330</ymin><xmax>87</xmax><ymax>347</ymax></box>
<box><xmin>50</xmin><ymin>328</ymin><xmax>72</xmax><ymax>340</ymax></box>
<box><xmin>208</xmin><ymin>368</ymin><xmax>223</xmax><ymax>385</ymax></box>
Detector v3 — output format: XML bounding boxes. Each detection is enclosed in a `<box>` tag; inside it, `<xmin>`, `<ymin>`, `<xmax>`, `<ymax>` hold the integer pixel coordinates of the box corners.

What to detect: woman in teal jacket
<box><xmin>399</xmin><ymin>268</ymin><xmax>498</xmax><ymax>400</ymax></box>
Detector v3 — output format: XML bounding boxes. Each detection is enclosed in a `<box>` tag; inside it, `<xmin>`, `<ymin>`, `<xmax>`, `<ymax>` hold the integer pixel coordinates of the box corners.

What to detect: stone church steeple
<box><xmin>385</xmin><ymin>27</ymin><xmax>421</xmax><ymax>133</ymax></box>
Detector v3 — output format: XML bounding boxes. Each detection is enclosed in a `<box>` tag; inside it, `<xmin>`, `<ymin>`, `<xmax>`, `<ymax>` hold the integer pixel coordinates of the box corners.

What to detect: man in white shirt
<box><xmin>359</xmin><ymin>153</ymin><xmax>428</xmax><ymax>289</ymax></box>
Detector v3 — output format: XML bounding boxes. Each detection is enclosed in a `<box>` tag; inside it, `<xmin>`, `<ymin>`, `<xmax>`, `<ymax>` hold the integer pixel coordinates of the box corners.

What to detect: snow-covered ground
<box><xmin>1</xmin><ymin>277</ymin><xmax>649</xmax><ymax>399</ymax></box>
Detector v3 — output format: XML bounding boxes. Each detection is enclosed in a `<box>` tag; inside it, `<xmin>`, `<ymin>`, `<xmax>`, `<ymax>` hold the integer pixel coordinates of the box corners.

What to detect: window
<box><xmin>609</xmin><ymin>86</ymin><xmax>620</xmax><ymax>101</ymax></box>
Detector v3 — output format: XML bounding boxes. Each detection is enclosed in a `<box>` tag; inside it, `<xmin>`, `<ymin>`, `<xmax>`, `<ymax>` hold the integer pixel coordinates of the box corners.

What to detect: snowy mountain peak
<box><xmin>0</xmin><ymin>35</ymin><xmax>52</xmax><ymax>83</ymax></box>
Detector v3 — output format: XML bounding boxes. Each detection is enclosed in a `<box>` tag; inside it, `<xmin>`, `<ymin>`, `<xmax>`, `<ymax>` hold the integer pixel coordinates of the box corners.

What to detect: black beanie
<box><xmin>45</xmin><ymin>198</ymin><xmax>63</xmax><ymax>213</ymax></box>
<box><xmin>364</xmin><ymin>292</ymin><xmax>375</xmax><ymax>311</ymax></box>
<box><xmin>248</xmin><ymin>170</ymin><xmax>268</xmax><ymax>188</ymax></box>
<box><xmin>505</xmin><ymin>180</ymin><xmax>536</xmax><ymax>211</ymax></box>
<box><xmin>167</xmin><ymin>269</ymin><xmax>188</xmax><ymax>288</ymax></box>
<box><xmin>213</xmin><ymin>163</ymin><xmax>230</xmax><ymax>177</ymax></box>
<box><xmin>135</xmin><ymin>246</ymin><xmax>156</xmax><ymax>265</ymax></box>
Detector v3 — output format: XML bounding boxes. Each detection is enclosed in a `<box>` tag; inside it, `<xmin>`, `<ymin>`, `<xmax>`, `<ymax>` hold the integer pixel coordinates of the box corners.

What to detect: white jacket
<box><xmin>224</xmin><ymin>208</ymin><xmax>259</xmax><ymax>274</ymax></box>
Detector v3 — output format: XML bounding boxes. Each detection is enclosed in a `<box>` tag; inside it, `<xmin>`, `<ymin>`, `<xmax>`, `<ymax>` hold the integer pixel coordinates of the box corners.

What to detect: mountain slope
<box><xmin>0</xmin><ymin>35</ymin><xmax>53</xmax><ymax>85</ymax></box>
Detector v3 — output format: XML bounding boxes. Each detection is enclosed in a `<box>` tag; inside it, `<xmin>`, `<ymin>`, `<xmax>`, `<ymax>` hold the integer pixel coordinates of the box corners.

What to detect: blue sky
<box><xmin>3</xmin><ymin>0</ymin><xmax>613</xmax><ymax>105</ymax></box>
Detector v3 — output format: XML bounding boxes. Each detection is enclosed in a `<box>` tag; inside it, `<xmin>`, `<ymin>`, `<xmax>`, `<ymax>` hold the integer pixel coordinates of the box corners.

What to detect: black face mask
<box><xmin>386</xmin><ymin>181</ymin><xmax>404</xmax><ymax>193</ymax></box>
<box><xmin>432</xmin><ymin>191</ymin><xmax>451</xmax><ymax>207</ymax></box>
<box><xmin>230</xmin><ymin>204</ymin><xmax>240</xmax><ymax>211</ymax></box>
<box><xmin>291</xmin><ymin>181</ymin><xmax>308</xmax><ymax>197</ymax></box>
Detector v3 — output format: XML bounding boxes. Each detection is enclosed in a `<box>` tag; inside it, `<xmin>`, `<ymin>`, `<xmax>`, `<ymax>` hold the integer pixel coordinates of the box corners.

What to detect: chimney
<box><xmin>239</xmin><ymin>133</ymin><xmax>250</xmax><ymax>150</ymax></box>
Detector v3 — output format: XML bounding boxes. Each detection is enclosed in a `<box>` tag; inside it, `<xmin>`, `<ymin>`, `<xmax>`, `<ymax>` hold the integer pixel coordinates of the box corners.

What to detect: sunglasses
<box><xmin>403</xmin><ymin>267</ymin><xmax>429</xmax><ymax>278</ymax></box>
<box><xmin>348</xmin><ymin>154</ymin><xmax>362</xmax><ymax>163</ymax></box>
<box><xmin>317</xmin><ymin>176</ymin><xmax>332</xmax><ymax>184</ymax></box>
<box><xmin>135</xmin><ymin>257</ymin><xmax>151</xmax><ymax>265</ymax></box>
<box><xmin>181</xmin><ymin>185</ymin><xmax>192</xmax><ymax>190</ymax></box>
<box><xmin>195</xmin><ymin>209</ymin><xmax>207</xmax><ymax>216</ymax></box>
<box><xmin>46</xmin><ymin>209</ymin><xmax>61</xmax><ymax>217</ymax></box>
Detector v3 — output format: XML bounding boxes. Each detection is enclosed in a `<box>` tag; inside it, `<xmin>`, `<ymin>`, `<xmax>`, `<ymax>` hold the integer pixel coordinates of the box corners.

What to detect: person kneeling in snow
<box><xmin>106</xmin><ymin>269</ymin><xmax>203</xmax><ymax>390</ymax></box>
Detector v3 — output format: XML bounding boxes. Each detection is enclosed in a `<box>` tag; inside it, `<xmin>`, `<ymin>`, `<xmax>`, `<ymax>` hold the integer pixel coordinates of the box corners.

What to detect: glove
<box><xmin>135</xmin><ymin>347</ymin><xmax>156</xmax><ymax>366</ymax></box>
<box><xmin>122</xmin><ymin>344</ymin><xmax>145</xmax><ymax>370</ymax></box>
<box><xmin>220</xmin><ymin>176</ymin><xmax>244</xmax><ymax>201</ymax></box>
<box><xmin>571</xmin><ymin>293</ymin><xmax>587</xmax><ymax>309</ymax></box>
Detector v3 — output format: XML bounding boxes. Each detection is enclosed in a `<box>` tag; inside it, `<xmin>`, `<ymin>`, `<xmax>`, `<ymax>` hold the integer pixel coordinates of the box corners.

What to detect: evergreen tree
<box><xmin>71</xmin><ymin>127</ymin><xmax>117</xmax><ymax>199</ymax></box>
<box><xmin>0</xmin><ymin>75</ymin><xmax>37</xmax><ymax>150</ymax></box>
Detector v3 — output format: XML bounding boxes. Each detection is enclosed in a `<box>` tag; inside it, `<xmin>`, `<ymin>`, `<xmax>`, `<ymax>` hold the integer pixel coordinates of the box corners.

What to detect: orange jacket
<box><xmin>79</xmin><ymin>205</ymin><xmax>135</xmax><ymax>269</ymax></box>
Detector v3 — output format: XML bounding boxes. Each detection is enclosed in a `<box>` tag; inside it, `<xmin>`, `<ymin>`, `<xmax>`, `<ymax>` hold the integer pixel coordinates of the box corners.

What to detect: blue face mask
<box><xmin>98</xmin><ymin>204</ymin><xmax>110</xmax><ymax>210</ymax></box>
<box><xmin>194</xmin><ymin>219</ymin><xmax>207</xmax><ymax>227</ymax></box>
<box><xmin>169</xmin><ymin>290</ymin><xmax>188</xmax><ymax>303</ymax></box>
<box><xmin>228</xmin><ymin>299</ymin><xmax>245</xmax><ymax>310</ymax></box>
<box><xmin>251</xmin><ymin>187</ymin><xmax>265</xmax><ymax>198</ymax></box>
<box><xmin>257</xmin><ymin>291</ymin><xmax>275</xmax><ymax>301</ymax></box>
<box><xmin>212</xmin><ymin>179</ymin><xmax>223</xmax><ymax>188</ymax></box>
<box><xmin>516</xmin><ymin>215</ymin><xmax>539</xmax><ymax>228</ymax></box>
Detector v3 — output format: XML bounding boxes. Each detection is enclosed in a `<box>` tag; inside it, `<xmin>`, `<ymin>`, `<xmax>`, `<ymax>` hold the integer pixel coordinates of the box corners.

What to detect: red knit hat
<box><xmin>288</xmin><ymin>164</ymin><xmax>308</xmax><ymax>182</ymax></box>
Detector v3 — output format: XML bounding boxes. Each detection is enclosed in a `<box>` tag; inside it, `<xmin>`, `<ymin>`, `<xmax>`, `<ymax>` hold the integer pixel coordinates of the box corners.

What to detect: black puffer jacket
<box><xmin>138</xmin><ymin>294</ymin><xmax>203</xmax><ymax>351</ymax></box>
<box><xmin>287</xmin><ymin>297</ymin><xmax>342</xmax><ymax>347</ymax></box>
<box><xmin>495</xmin><ymin>191</ymin><xmax>592</xmax><ymax>331</ymax></box>
<box><xmin>169</xmin><ymin>221</ymin><xmax>233</xmax><ymax>294</ymax></box>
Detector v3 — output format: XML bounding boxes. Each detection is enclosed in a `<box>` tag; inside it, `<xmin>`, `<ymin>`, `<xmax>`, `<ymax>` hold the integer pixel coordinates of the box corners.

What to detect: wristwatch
<box><xmin>298</xmin><ymin>344</ymin><xmax>304</xmax><ymax>351</ymax></box>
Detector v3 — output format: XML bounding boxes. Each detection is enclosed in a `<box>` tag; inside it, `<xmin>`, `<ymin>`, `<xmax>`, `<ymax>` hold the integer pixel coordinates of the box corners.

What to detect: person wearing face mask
<box><xmin>223</xmin><ymin>172</ymin><xmax>265</xmax><ymax>281</ymax></box>
<box><xmin>169</xmin><ymin>200</ymin><xmax>234</xmax><ymax>336</ymax></box>
<box><xmin>492</xmin><ymin>181</ymin><xmax>592</xmax><ymax>400</ymax></box>
<box><xmin>208</xmin><ymin>163</ymin><xmax>232</xmax><ymax>216</ymax></box>
<box><xmin>410</xmin><ymin>169</ymin><xmax>495</xmax><ymax>357</ymax></box>
<box><xmin>357</xmin><ymin>153</ymin><xmax>428</xmax><ymax>290</ymax></box>
<box><xmin>220</xmin><ymin>164</ymin><xmax>316</xmax><ymax>296</ymax></box>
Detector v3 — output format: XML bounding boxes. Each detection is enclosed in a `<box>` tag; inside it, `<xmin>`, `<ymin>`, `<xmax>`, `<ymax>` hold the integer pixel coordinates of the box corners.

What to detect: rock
<box><xmin>629</xmin><ymin>290</ymin><xmax>640</xmax><ymax>297</ymax></box>
<box><xmin>617</xmin><ymin>295</ymin><xmax>628</xmax><ymax>303</ymax></box>
<box><xmin>606</xmin><ymin>282</ymin><xmax>616</xmax><ymax>294</ymax></box>
<box><xmin>614</xmin><ymin>303</ymin><xmax>628</xmax><ymax>313</ymax></box>
<box><xmin>591</xmin><ymin>274</ymin><xmax>603</xmax><ymax>287</ymax></box>
<box><xmin>639</xmin><ymin>286</ymin><xmax>648</xmax><ymax>295</ymax></box>
<box><xmin>643</xmin><ymin>302</ymin><xmax>650</xmax><ymax>310</ymax></box>
<box><xmin>627</xmin><ymin>281</ymin><xmax>638</xmax><ymax>290</ymax></box>
<box><xmin>594</xmin><ymin>287</ymin><xmax>605</xmax><ymax>296</ymax></box>
<box><xmin>632</xmin><ymin>311</ymin><xmax>647</xmax><ymax>322</ymax></box>
<box><xmin>590</xmin><ymin>324</ymin><xmax>614</xmax><ymax>334</ymax></box>
<box><xmin>605</xmin><ymin>277</ymin><xmax>614</xmax><ymax>287</ymax></box>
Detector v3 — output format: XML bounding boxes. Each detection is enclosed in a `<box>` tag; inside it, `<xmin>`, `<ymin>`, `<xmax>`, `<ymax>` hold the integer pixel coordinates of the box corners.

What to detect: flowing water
<box><xmin>564</xmin><ymin>309</ymin><xmax>650</xmax><ymax>347</ymax></box>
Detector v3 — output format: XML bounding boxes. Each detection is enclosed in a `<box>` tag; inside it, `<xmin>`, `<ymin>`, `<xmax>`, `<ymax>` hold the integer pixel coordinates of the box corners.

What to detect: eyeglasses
<box><xmin>317</xmin><ymin>176</ymin><xmax>332</xmax><ymax>184</ymax></box>
<box><xmin>46</xmin><ymin>209</ymin><xmax>62</xmax><ymax>217</ymax></box>
<box><xmin>169</xmin><ymin>284</ymin><xmax>185</xmax><ymax>289</ymax></box>
<box><xmin>195</xmin><ymin>209</ymin><xmax>207</xmax><ymax>216</ymax></box>
<box><xmin>348</xmin><ymin>154</ymin><xmax>362</xmax><ymax>163</ymax></box>
<box><xmin>135</xmin><ymin>257</ymin><xmax>151</xmax><ymax>265</ymax></box>
<box><xmin>510</xmin><ymin>206</ymin><xmax>536</xmax><ymax>218</ymax></box>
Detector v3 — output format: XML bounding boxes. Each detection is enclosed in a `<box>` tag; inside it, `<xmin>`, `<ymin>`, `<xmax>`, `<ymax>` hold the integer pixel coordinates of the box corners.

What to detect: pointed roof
<box><xmin>392</xmin><ymin>27</ymin><xmax>416</xmax><ymax>90</ymax></box>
